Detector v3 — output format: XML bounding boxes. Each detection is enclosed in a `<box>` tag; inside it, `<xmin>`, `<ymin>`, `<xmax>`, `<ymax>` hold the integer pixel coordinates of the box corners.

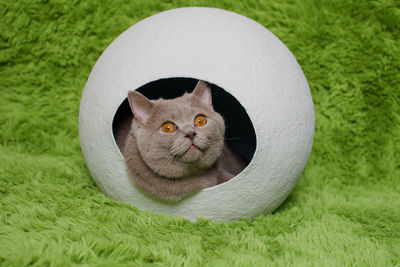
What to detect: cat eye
<box><xmin>194</xmin><ymin>115</ymin><xmax>207</xmax><ymax>127</ymax></box>
<box><xmin>161</xmin><ymin>122</ymin><xmax>176</xmax><ymax>133</ymax></box>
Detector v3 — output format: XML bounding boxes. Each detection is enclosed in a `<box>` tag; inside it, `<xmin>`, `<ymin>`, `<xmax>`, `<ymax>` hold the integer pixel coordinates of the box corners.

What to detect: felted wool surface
<box><xmin>1</xmin><ymin>0</ymin><xmax>399</xmax><ymax>266</ymax></box>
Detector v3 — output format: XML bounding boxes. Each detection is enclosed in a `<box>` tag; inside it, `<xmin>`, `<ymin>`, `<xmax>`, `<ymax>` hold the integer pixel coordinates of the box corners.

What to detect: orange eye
<box><xmin>162</xmin><ymin>122</ymin><xmax>175</xmax><ymax>133</ymax></box>
<box><xmin>194</xmin><ymin>115</ymin><xmax>207</xmax><ymax>127</ymax></box>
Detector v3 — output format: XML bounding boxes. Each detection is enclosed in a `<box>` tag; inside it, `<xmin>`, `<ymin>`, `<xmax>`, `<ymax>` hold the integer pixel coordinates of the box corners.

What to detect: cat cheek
<box><xmin>161</xmin><ymin>134</ymin><xmax>178</xmax><ymax>150</ymax></box>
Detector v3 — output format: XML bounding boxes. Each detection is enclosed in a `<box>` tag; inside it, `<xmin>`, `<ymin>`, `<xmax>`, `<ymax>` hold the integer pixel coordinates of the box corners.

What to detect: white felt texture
<box><xmin>79</xmin><ymin>7</ymin><xmax>315</xmax><ymax>221</ymax></box>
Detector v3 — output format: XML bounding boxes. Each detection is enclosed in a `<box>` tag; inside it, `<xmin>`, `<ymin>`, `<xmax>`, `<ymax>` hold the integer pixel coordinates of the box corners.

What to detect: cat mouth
<box><xmin>187</xmin><ymin>144</ymin><xmax>200</xmax><ymax>151</ymax></box>
<box><xmin>185</xmin><ymin>142</ymin><xmax>207</xmax><ymax>153</ymax></box>
<box><xmin>177</xmin><ymin>143</ymin><xmax>207</xmax><ymax>163</ymax></box>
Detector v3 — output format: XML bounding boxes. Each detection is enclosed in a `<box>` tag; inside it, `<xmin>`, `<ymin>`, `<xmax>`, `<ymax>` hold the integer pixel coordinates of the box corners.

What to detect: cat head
<box><xmin>127</xmin><ymin>81</ymin><xmax>225</xmax><ymax>178</ymax></box>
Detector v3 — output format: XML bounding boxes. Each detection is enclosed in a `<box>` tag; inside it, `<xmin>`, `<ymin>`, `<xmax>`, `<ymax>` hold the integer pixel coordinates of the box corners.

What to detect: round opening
<box><xmin>113</xmin><ymin>77</ymin><xmax>256</xmax><ymax>167</ymax></box>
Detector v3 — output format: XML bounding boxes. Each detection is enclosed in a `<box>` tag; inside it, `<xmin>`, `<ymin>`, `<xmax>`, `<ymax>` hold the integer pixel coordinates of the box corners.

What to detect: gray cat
<box><xmin>116</xmin><ymin>81</ymin><xmax>246</xmax><ymax>201</ymax></box>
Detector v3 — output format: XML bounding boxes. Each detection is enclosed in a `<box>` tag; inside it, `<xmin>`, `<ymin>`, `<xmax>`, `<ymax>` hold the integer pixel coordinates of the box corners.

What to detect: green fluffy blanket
<box><xmin>1</xmin><ymin>0</ymin><xmax>399</xmax><ymax>265</ymax></box>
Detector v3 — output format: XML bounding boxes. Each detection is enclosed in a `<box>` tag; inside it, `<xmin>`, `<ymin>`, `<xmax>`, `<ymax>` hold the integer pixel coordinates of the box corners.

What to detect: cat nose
<box><xmin>184</xmin><ymin>131</ymin><xmax>197</xmax><ymax>141</ymax></box>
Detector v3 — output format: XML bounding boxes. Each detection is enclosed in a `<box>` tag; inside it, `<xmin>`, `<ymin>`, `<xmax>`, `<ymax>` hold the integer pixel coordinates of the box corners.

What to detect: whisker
<box><xmin>224</xmin><ymin>137</ymin><xmax>249</xmax><ymax>140</ymax></box>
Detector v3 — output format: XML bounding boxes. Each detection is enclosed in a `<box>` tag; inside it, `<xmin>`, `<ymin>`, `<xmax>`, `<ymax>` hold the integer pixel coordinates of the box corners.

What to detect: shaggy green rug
<box><xmin>1</xmin><ymin>0</ymin><xmax>399</xmax><ymax>266</ymax></box>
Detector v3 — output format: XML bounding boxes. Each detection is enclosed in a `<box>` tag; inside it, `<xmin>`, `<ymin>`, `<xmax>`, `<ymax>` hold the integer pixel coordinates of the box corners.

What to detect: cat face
<box><xmin>128</xmin><ymin>81</ymin><xmax>225</xmax><ymax>178</ymax></box>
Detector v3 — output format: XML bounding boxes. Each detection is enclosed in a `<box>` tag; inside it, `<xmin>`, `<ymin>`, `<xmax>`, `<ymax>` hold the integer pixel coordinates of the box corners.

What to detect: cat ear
<box><xmin>127</xmin><ymin>91</ymin><xmax>154</xmax><ymax>125</ymax></box>
<box><xmin>192</xmin><ymin>80</ymin><xmax>213</xmax><ymax>110</ymax></box>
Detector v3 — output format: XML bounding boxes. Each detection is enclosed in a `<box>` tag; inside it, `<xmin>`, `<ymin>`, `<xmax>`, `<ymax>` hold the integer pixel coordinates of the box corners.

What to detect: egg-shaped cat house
<box><xmin>79</xmin><ymin>7</ymin><xmax>315</xmax><ymax>221</ymax></box>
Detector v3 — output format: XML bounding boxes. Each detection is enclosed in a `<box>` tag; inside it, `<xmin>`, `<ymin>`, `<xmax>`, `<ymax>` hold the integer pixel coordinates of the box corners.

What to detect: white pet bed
<box><xmin>79</xmin><ymin>7</ymin><xmax>315</xmax><ymax>221</ymax></box>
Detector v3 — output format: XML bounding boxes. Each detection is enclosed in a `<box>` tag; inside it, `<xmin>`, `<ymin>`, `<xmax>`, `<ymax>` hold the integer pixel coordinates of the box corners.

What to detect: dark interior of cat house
<box><xmin>112</xmin><ymin>77</ymin><xmax>256</xmax><ymax>165</ymax></box>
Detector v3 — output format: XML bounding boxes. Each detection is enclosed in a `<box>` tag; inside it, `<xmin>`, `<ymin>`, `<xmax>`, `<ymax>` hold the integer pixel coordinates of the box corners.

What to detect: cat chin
<box><xmin>180</xmin><ymin>147</ymin><xmax>203</xmax><ymax>163</ymax></box>
<box><xmin>153</xmin><ymin>151</ymin><xmax>216</xmax><ymax>178</ymax></box>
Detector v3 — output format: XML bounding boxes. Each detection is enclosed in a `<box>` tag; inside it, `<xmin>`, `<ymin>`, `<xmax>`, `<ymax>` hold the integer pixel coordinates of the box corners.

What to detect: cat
<box><xmin>115</xmin><ymin>81</ymin><xmax>246</xmax><ymax>201</ymax></box>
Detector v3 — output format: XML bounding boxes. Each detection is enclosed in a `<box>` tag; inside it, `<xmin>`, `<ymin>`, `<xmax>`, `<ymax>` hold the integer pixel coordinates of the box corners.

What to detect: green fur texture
<box><xmin>1</xmin><ymin>0</ymin><xmax>399</xmax><ymax>266</ymax></box>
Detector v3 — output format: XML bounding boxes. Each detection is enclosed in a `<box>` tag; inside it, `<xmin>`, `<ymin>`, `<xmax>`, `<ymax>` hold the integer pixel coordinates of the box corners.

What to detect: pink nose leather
<box><xmin>184</xmin><ymin>131</ymin><xmax>197</xmax><ymax>141</ymax></box>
